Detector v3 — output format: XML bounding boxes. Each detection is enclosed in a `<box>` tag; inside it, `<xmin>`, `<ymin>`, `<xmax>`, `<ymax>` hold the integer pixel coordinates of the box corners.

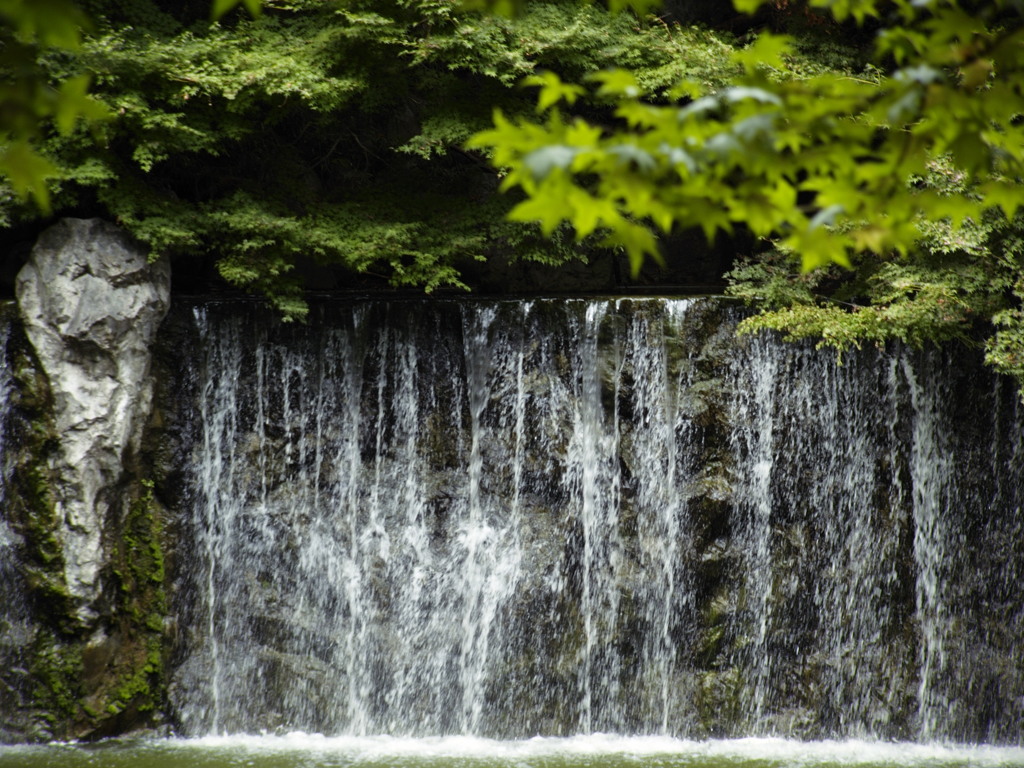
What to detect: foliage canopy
<box><xmin>468</xmin><ymin>0</ymin><xmax>1024</xmax><ymax>388</ymax></box>
<box><xmin>3</xmin><ymin>0</ymin><xmax>1024</xmax><ymax>390</ymax></box>
<box><xmin>4</xmin><ymin>0</ymin><xmax>739</xmax><ymax>317</ymax></box>
<box><xmin>474</xmin><ymin>0</ymin><xmax>1024</xmax><ymax>271</ymax></box>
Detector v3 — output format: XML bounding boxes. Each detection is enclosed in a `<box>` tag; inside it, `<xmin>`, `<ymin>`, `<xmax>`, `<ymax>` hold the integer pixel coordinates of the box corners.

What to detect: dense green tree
<box><xmin>4</xmin><ymin>0</ymin><xmax>748</xmax><ymax>317</ymax></box>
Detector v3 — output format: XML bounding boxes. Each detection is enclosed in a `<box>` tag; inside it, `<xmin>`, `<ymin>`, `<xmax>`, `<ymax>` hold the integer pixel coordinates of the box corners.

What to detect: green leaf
<box><xmin>590</xmin><ymin>70</ymin><xmax>642</xmax><ymax>99</ymax></box>
<box><xmin>603</xmin><ymin>220</ymin><xmax>660</xmax><ymax>276</ymax></box>
<box><xmin>657</xmin><ymin>143</ymin><xmax>696</xmax><ymax>174</ymax></box>
<box><xmin>523</xmin><ymin>72</ymin><xmax>586</xmax><ymax>112</ymax></box>
<box><xmin>211</xmin><ymin>0</ymin><xmax>237</xmax><ymax>20</ymax></box>
<box><xmin>809</xmin><ymin>204</ymin><xmax>844</xmax><ymax>230</ymax></box>
<box><xmin>732</xmin><ymin>0</ymin><xmax>769</xmax><ymax>13</ymax></box>
<box><xmin>568</xmin><ymin>188</ymin><xmax>619</xmax><ymax>240</ymax></box>
<box><xmin>0</xmin><ymin>140</ymin><xmax>58</xmax><ymax>212</ymax></box>
<box><xmin>607</xmin><ymin>0</ymin><xmax>663</xmax><ymax>14</ymax></box>
<box><xmin>54</xmin><ymin>76</ymin><xmax>94</xmax><ymax>135</ymax></box>
<box><xmin>681</xmin><ymin>199</ymin><xmax>733</xmax><ymax>243</ymax></box>
<box><xmin>732</xmin><ymin>33</ymin><xmax>794</xmax><ymax>73</ymax></box>
<box><xmin>668</xmin><ymin>80</ymin><xmax>705</xmax><ymax>102</ymax></box>
<box><xmin>886</xmin><ymin>88</ymin><xmax>923</xmax><ymax>123</ymax></box>
<box><xmin>723</xmin><ymin>87</ymin><xmax>782</xmax><ymax>106</ymax></box>
<box><xmin>2</xmin><ymin>0</ymin><xmax>89</xmax><ymax>48</ymax></box>
<box><xmin>788</xmin><ymin>225</ymin><xmax>851</xmax><ymax>271</ymax></box>
<box><xmin>948</xmin><ymin>132</ymin><xmax>990</xmax><ymax>175</ymax></box>
<box><xmin>508</xmin><ymin>175</ymin><xmax>576</xmax><ymax>235</ymax></box>
<box><xmin>813</xmin><ymin>0</ymin><xmax>882</xmax><ymax>24</ymax></box>
<box><xmin>607</xmin><ymin>144</ymin><xmax>657</xmax><ymax>173</ymax></box>
<box><xmin>678</xmin><ymin>96</ymin><xmax>720</xmax><ymax>120</ymax></box>
<box><xmin>522</xmin><ymin>145</ymin><xmax>580</xmax><ymax>180</ymax></box>
<box><xmin>979</xmin><ymin>182</ymin><xmax>1023</xmax><ymax>221</ymax></box>
<box><xmin>211</xmin><ymin>0</ymin><xmax>261</xmax><ymax>21</ymax></box>
<box><xmin>459</xmin><ymin>0</ymin><xmax>524</xmax><ymax>16</ymax></box>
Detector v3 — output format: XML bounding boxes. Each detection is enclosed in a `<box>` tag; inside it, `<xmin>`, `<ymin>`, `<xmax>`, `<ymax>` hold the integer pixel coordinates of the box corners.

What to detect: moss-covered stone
<box><xmin>0</xmin><ymin>307</ymin><xmax>172</xmax><ymax>741</ymax></box>
<box><xmin>7</xmin><ymin>325</ymin><xmax>75</xmax><ymax>630</ymax></box>
<box><xmin>75</xmin><ymin>479</ymin><xmax>169</xmax><ymax>738</ymax></box>
<box><xmin>28</xmin><ymin>635</ymin><xmax>83</xmax><ymax>728</ymax></box>
<box><xmin>15</xmin><ymin>477</ymin><xmax>171</xmax><ymax>741</ymax></box>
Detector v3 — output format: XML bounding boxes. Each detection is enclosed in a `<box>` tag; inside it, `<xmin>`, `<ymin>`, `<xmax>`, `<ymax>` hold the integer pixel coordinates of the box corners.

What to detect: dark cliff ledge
<box><xmin>0</xmin><ymin>215</ymin><xmax>746</xmax><ymax>305</ymax></box>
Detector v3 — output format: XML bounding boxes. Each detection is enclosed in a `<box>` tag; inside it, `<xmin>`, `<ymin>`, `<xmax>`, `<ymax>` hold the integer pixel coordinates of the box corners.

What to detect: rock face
<box><xmin>15</xmin><ymin>218</ymin><xmax>171</xmax><ymax>624</ymax></box>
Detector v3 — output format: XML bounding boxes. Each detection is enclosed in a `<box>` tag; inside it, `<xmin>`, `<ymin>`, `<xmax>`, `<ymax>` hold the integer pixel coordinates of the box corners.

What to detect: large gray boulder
<box><xmin>15</xmin><ymin>218</ymin><xmax>171</xmax><ymax>623</ymax></box>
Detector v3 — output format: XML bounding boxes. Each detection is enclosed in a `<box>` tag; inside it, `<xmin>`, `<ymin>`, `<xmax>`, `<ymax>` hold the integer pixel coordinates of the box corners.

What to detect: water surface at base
<box><xmin>2</xmin><ymin>736</ymin><xmax>1022</xmax><ymax>768</ymax></box>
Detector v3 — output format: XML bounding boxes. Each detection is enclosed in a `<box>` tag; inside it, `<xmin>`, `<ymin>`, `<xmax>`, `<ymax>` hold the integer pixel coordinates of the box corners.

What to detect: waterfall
<box><xmin>727</xmin><ymin>331</ymin><xmax>779</xmax><ymax>731</ymax></box>
<box><xmin>457</xmin><ymin>304</ymin><xmax>523</xmax><ymax>733</ymax></box>
<box><xmin>167</xmin><ymin>297</ymin><xmax>1024</xmax><ymax>744</ymax></box>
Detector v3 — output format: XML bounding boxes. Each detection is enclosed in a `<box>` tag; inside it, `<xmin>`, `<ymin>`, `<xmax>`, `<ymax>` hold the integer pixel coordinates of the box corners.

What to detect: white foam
<box><xmin>170</xmin><ymin>734</ymin><xmax>1024</xmax><ymax>766</ymax></box>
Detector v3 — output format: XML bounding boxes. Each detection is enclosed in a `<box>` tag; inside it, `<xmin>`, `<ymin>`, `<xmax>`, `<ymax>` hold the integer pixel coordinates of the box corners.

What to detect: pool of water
<box><xmin>1</xmin><ymin>735</ymin><xmax>1022</xmax><ymax>768</ymax></box>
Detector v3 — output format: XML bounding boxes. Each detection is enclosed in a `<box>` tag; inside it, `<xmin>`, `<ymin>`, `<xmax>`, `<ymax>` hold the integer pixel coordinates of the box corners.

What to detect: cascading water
<box><xmin>167</xmin><ymin>297</ymin><xmax>1024</xmax><ymax>745</ymax></box>
<box><xmin>903</xmin><ymin>352</ymin><xmax>957</xmax><ymax>741</ymax></box>
<box><xmin>622</xmin><ymin>301</ymin><xmax>694</xmax><ymax>734</ymax></box>
<box><xmin>727</xmin><ymin>339</ymin><xmax>915</xmax><ymax>738</ymax></box>
<box><xmin>566</xmin><ymin>300</ymin><xmax>623</xmax><ymax>734</ymax></box>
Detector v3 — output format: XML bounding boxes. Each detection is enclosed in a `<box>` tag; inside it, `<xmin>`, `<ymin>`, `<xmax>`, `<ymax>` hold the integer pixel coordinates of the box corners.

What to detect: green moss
<box><xmin>696</xmin><ymin>667</ymin><xmax>744</xmax><ymax>736</ymax></box>
<box><xmin>23</xmin><ymin>467</ymin><xmax>60</xmax><ymax>562</ymax></box>
<box><xmin>106</xmin><ymin>643</ymin><xmax>161</xmax><ymax>715</ymax></box>
<box><xmin>29</xmin><ymin>636</ymin><xmax>83</xmax><ymax>727</ymax></box>
<box><xmin>100</xmin><ymin>482</ymin><xmax>164</xmax><ymax>712</ymax></box>
<box><xmin>120</xmin><ymin>481</ymin><xmax>167</xmax><ymax>608</ymax></box>
<box><xmin>7</xmin><ymin>333</ymin><xmax>83</xmax><ymax>643</ymax></box>
<box><xmin>97</xmin><ymin>479</ymin><xmax>168</xmax><ymax>722</ymax></box>
<box><xmin>47</xmin><ymin>478</ymin><xmax>171</xmax><ymax>735</ymax></box>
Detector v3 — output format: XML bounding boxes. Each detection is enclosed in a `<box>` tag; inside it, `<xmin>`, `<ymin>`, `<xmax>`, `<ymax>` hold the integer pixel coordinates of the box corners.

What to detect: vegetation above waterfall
<box><xmin>4</xmin><ymin>0</ymin><xmax>1024</xmax><ymax>388</ymax></box>
<box><xmin>3</xmin><ymin>0</ymin><xmax>748</xmax><ymax>316</ymax></box>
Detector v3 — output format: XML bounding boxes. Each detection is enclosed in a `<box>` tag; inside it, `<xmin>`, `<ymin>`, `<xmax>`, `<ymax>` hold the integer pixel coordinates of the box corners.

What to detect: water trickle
<box><xmin>898</xmin><ymin>349</ymin><xmax>1024</xmax><ymax>743</ymax></box>
<box><xmin>722</xmin><ymin>332</ymin><xmax>1024</xmax><ymax>741</ymax></box>
<box><xmin>0</xmin><ymin>324</ymin><xmax>32</xmax><ymax>732</ymax></box>
<box><xmin>457</xmin><ymin>304</ymin><xmax>522</xmax><ymax>734</ymax></box>
<box><xmin>902</xmin><ymin>351</ymin><xmax>956</xmax><ymax>741</ymax></box>
<box><xmin>566</xmin><ymin>300</ymin><xmax>623</xmax><ymax>733</ymax></box>
<box><xmin>619</xmin><ymin>300</ymin><xmax>696</xmax><ymax>733</ymax></box>
<box><xmin>727</xmin><ymin>330</ymin><xmax>786</xmax><ymax>732</ymax></box>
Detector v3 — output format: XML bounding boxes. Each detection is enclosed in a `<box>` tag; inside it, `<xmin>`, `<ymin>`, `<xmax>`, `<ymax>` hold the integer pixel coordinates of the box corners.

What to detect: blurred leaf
<box><xmin>732</xmin><ymin>33</ymin><xmax>794</xmax><ymax>73</ymax></box>
<box><xmin>459</xmin><ymin>0</ymin><xmax>524</xmax><ymax>16</ymax></box>
<box><xmin>0</xmin><ymin>140</ymin><xmax>58</xmax><ymax>212</ymax></box>
<box><xmin>590</xmin><ymin>69</ymin><xmax>642</xmax><ymax>99</ymax></box>
<box><xmin>524</xmin><ymin>72</ymin><xmax>586</xmax><ymax>112</ymax></box>
<box><xmin>211</xmin><ymin>0</ymin><xmax>262</xmax><ymax>21</ymax></box>
<box><xmin>0</xmin><ymin>0</ymin><xmax>89</xmax><ymax>48</ymax></box>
